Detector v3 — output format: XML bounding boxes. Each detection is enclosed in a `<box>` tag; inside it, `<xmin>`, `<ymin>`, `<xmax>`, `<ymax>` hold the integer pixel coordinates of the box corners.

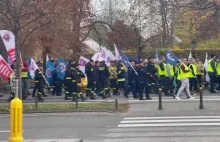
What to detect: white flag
<box><xmin>114</xmin><ymin>44</ymin><xmax>121</xmax><ymax>60</ymax></box>
<box><xmin>28</xmin><ymin>58</ymin><xmax>39</xmax><ymax>79</ymax></box>
<box><xmin>204</xmin><ymin>53</ymin><xmax>210</xmax><ymax>82</ymax></box>
<box><xmin>107</xmin><ymin>49</ymin><xmax>116</xmax><ymax>60</ymax></box>
<box><xmin>188</xmin><ymin>51</ymin><xmax>192</xmax><ymax>62</ymax></box>
<box><xmin>0</xmin><ymin>30</ymin><xmax>16</xmax><ymax>64</ymax></box>
<box><xmin>46</xmin><ymin>54</ymin><xmax>49</xmax><ymax>62</ymax></box>
<box><xmin>92</xmin><ymin>52</ymin><xmax>102</xmax><ymax>61</ymax></box>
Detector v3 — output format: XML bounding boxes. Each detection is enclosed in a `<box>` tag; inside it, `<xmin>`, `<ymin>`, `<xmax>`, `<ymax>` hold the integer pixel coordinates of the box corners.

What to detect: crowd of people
<box><xmin>5</xmin><ymin>54</ymin><xmax>220</xmax><ymax>101</ymax></box>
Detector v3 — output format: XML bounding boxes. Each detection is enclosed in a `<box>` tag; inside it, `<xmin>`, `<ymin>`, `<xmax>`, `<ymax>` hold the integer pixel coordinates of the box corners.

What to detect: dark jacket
<box><xmin>117</xmin><ymin>64</ymin><xmax>126</xmax><ymax>79</ymax></box>
<box><xmin>127</xmin><ymin>66</ymin><xmax>137</xmax><ymax>82</ymax></box>
<box><xmin>99</xmin><ymin>64</ymin><xmax>110</xmax><ymax>81</ymax></box>
<box><xmin>93</xmin><ymin>66</ymin><xmax>99</xmax><ymax>82</ymax></box>
<box><xmin>85</xmin><ymin>63</ymin><xmax>94</xmax><ymax>81</ymax></box>
<box><xmin>137</xmin><ymin>66</ymin><xmax>147</xmax><ymax>83</ymax></box>
<box><xmin>147</xmin><ymin>62</ymin><xmax>156</xmax><ymax>76</ymax></box>
<box><xmin>35</xmin><ymin>69</ymin><xmax>45</xmax><ymax>84</ymax></box>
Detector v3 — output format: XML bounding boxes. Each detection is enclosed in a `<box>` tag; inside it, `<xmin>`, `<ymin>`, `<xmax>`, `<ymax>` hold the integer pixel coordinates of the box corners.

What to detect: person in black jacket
<box><xmin>71</xmin><ymin>63</ymin><xmax>84</xmax><ymax>101</ymax></box>
<box><xmin>125</xmin><ymin>60</ymin><xmax>137</xmax><ymax>98</ymax></box>
<box><xmin>117</xmin><ymin>61</ymin><xmax>126</xmax><ymax>96</ymax></box>
<box><xmin>94</xmin><ymin>61</ymin><xmax>100</xmax><ymax>95</ymax></box>
<box><xmin>34</xmin><ymin>63</ymin><xmax>45</xmax><ymax>101</ymax></box>
<box><xmin>85</xmin><ymin>59</ymin><xmax>96</xmax><ymax>99</ymax></box>
<box><xmin>146</xmin><ymin>57</ymin><xmax>157</xmax><ymax>94</ymax></box>
<box><xmin>64</xmin><ymin>61</ymin><xmax>75</xmax><ymax>100</ymax></box>
<box><xmin>99</xmin><ymin>60</ymin><xmax>110</xmax><ymax>99</ymax></box>
<box><xmin>137</xmin><ymin>60</ymin><xmax>147</xmax><ymax>100</ymax></box>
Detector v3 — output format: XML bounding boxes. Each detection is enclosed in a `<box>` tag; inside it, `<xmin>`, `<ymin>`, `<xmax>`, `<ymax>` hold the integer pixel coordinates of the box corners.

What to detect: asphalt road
<box><xmin>1</xmin><ymin>91</ymin><xmax>220</xmax><ymax>142</ymax></box>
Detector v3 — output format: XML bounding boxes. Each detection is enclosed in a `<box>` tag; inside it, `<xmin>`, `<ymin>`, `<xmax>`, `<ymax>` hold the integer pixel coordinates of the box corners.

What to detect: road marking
<box><xmin>124</xmin><ymin>116</ymin><xmax>220</xmax><ymax>120</ymax></box>
<box><xmin>0</xmin><ymin>130</ymin><xmax>25</xmax><ymax>133</ymax></box>
<box><xmin>121</xmin><ymin>119</ymin><xmax>220</xmax><ymax>123</ymax></box>
<box><xmin>118</xmin><ymin>123</ymin><xmax>220</xmax><ymax>127</ymax></box>
<box><xmin>129</xmin><ymin>98</ymin><xmax>220</xmax><ymax>102</ymax></box>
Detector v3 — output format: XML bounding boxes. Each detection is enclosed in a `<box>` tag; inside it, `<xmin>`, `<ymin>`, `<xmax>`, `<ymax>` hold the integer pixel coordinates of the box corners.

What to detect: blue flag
<box><xmin>165</xmin><ymin>50</ymin><xmax>179</xmax><ymax>65</ymax></box>
<box><xmin>45</xmin><ymin>60</ymin><xmax>55</xmax><ymax>85</ymax></box>
<box><xmin>57</xmin><ymin>57</ymin><xmax>68</xmax><ymax>80</ymax></box>
<box><xmin>119</xmin><ymin>50</ymin><xmax>130</xmax><ymax>68</ymax></box>
<box><xmin>155</xmin><ymin>49</ymin><xmax>159</xmax><ymax>62</ymax></box>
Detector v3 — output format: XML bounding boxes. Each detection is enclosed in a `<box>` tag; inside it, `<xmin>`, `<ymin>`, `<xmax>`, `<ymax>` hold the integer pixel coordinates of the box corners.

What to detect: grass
<box><xmin>0</xmin><ymin>103</ymin><xmax>129</xmax><ymax>113</ymax></box>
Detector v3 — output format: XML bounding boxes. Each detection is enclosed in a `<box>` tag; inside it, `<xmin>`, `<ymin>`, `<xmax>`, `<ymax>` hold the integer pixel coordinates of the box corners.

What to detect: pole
<box><xmin>199</xmin><ymin>87</ymin><xmax>204</xmax><ymax>109</ymax></box>
<box><xmin>115</xmin><ymin>99</ymin><xmax>118</xmax><ymax>110</ymax></box>
<box><xmin>9</xmin><ymin>78</ymin><xmax>24</xmax><ymax>142</ymax></box>
<box><xmin>158</xmin><ymin>88</ymin><xmax>162</xmax><ymax>110</ymax></box>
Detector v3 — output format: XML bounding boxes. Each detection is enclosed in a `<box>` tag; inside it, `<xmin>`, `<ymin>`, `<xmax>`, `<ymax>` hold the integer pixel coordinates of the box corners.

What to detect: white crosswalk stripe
<box><xmin>118</xmin><ymin>116</ymin><xmax>220</xmax><ymax>127</ymax></box>
<box><xmin>96</xmin><ymin>116</ymin><xmax>220</xmax><ymax>141</ymax></box>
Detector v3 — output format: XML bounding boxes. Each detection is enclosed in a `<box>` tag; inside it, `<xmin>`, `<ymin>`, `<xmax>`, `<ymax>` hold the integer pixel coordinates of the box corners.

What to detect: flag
<box><xmin>20</xmin><ymin>52</ymin><xmax>23</xmax><ymax>65</ymax></box>
<box><xmin>155</xmin><ymin>49</ymin><xmax>159</xmax><ymax>63</ymax></box>
<box><xmin>137</xmin><ymin>51</ymin><xmax>141</xmax><ymax>62</ymax></box>
<box><xmin>165</xmin><ymin>50</ymin><xmax>179</xmax><ymax>65</ymax></box>
<box><xmin>119</xmin><ymin>50</ymin><xmax>129</xmax><ymax>68</ymax></box>
<box><xmin>46</xmin><ymin>54</ymin><xmax>49</xmax><ymax>62</ymax></box>
<box><xmin>28</xmin><ymin>58</ymin><xmax>39</xmax><ymax>79</ymax></box>
<box><xmin>107</xmin><ymin>49</ymin><xmax>115</xmax><ymax>60</ymax></box>
<box><xmin>45</xmin><ymin>60</ymin><xmax>55</xmax><ymax>85</ymax></box>
<box><xmin>0</xmin><ymin>55</ymin><xmax>13</xmax><ymax>80</ymax></box>
<box><xmin>0</xmin><ymin>30</ymin><xmax>16</xmax><ymax>64</ymax></box>
<box><xmin>188</xmin><ymin>51</ymin><xmax>192</xmax><ymax>62</ymax></box>
<box><xmin>57</xmin><ymin>57</ymin><xmax>68</xmax><ymax>80</ymax></box>
<box><xmin>79</xmin><ymin>56</ymin><xmax>89</xmax><ymax>74</ymax></box>
<box><xmin>79</xmin><ymin>56</ymin><xmax>89</xmax><ymax>66</ymax></box>
<box><xmin>92</xmin><ymin>52</ymin><xmax>102</xmax><ymax>61</ymax></box>
<box><xmin>204</xmin><ymin>53</ymin><xmax>210</xmax><ymax>82</ymax></box>
<box><xmin>114</xmin><ymin>44</ymin><xmax>121</xmax><ymax>60</ymax></box>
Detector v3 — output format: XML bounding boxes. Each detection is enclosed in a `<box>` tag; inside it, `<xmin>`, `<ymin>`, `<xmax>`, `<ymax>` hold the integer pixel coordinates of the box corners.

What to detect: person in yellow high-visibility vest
<box><xmin>165</xmin><ymin>63</ymin><xmax>175</xmax><ymax>96</ymax></box>
<box><xmin>188</xmin><ymin>58</ymin><xmax>199</xmax><ymax>95</ymax></box>
<box><xmin>216</xmin><ymin>59</ymin><xmax>220</xmax><ymax>90</ymax></box>
<box><xmin>195</xmin><ymin>58</ymin><xmax>204</xmax><ymax>88</ymax></box>
<box><xmin>175</xmin><ymin>59</ymin><xmax>195</xmax><ymax>100</ymax></box>
<box><xmin>157</xmin><ymin>56</ymin><xmax>169</xmax><ymax>96</ymax></box>
<box><xmin>208</xmin><ymin>54</ymin><xmax>217</xmax><ymax>93</ymax></box>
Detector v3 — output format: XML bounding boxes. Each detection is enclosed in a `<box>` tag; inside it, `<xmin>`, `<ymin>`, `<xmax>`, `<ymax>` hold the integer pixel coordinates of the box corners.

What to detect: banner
<box><xmin>28</xmin><ymin>58</ymin><xmax>39</xmax><ymax>79</ymax></box>
<box><xmin>204</xmin><ymin>53</ymin><xmax>210</xmax><ymax>82</ymax></box>
<box><xmin>79</xmin><ymin>56</ymin><xmax>89</xmax><ymax>66</ymax></box>
<box><xmin>155</xmin><ymin>49</ymin><xmax>159</xmax><ymax>63</ymax></box>
<box><xmin>0</xmin><ymin>55</ymin><xmax>13</xmax><ymax>80</ymax></box>
<box><xmin>45</xmin><ymin>60</ymin><xmax>55</xmax><ymax>85</ymax></box>
<box><xmin>0</xmin><ymin>30</ymin><xmax>16</xmax><ymax>64</ymax></box>
<box><xmin>57</xmin><ymin>57</ymin><xmax>68</xmax><ymax>80</ymax></box>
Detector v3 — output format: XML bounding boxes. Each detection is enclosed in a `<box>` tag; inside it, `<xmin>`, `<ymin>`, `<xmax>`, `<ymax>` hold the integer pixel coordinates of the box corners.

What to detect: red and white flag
<box><xmin>0</xmin><ymin>55</ymin><xmax>14</xmax><ymax>80</ymax></box>
<box><xmin>0</xmin><ymin>30</ymin><xmax>16</xmax><ymax>64</ymax></box>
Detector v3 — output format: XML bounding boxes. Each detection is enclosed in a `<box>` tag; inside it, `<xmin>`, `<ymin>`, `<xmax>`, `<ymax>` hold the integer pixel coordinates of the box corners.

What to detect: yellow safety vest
<box><xmin>188</xmin><ymin>64</ymin><xmax>197</xmax><ymax>78</ymax></box>
<box><xmin>21</xmin><ymin>72</ymin><xmax>28</xmax><ymax>78</ymax></box>
<box><xmin>208</xmin><ymin>59</ymin><xmax>215</xmax><ymax>72</ymax></box>
<box><xmin>177</xmin><ymin>64</ymin><xmax>191</xmax><ymax>80</ymax></box>
<box><xmin>217</xmin><ymin>63</ymin><xmax>220</xmax><ymax>75</ymax></box>
<box><xmin>109</xmin><ymin>65</ymin><xmax>117</xmax><ymax>79</ymax></box>
<box><xmin>157</xmin><ymin>63</ymin><xmax>166</xmax><ymax>76</ymax></box>
<box><xmin>165</xmin><ymin>64</ymin><xmax>174</xmax><ymax>77</ymax></box>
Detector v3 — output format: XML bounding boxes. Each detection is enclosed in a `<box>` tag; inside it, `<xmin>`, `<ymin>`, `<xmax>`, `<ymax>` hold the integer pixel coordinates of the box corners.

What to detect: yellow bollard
<box><xmin>9</xmin><ymin>97</ymin><xmax>24</xmax><ymax>142</ymax></box>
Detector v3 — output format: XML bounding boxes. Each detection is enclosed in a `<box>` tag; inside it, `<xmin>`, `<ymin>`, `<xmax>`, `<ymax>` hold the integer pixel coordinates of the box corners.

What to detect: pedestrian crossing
<box><xmin>97</xmin><ymin>116</ymin><xmax>220</xmax><ymax>142</ymax></box>
<box><xmin>118</xmin><ymin>116</ymin><xmax>220</xmax><ymax>127</ymax></box>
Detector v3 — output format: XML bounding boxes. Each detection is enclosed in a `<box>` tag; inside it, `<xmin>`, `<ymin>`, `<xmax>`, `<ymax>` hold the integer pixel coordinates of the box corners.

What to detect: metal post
<box><xmin>35</xmin><ymin>97</ymin><xmax>38</xmax><ymax>109</ymax></box>
<box><xmin>199</xmin><ymin>87</ymin><xmax>204</xmax><ymax>109</ymax></box>
<box><xmin>115</xmin><ymin>99</ymin><xmax>118</xmax><ymax>110</ymax></box>
<box><xmin>75</xmin><ymin>100</ymin><xmax>78</xmax><ymax>110</ymax></box>
<box><xmin>14</xmin><ymin>78</ymin><xmax>19</xmax><ymax>98</ymax></box>
<box><xmin>158</xmin><ymin>88</ymin><xmax>162</xmax><ymax>110</ymax></box>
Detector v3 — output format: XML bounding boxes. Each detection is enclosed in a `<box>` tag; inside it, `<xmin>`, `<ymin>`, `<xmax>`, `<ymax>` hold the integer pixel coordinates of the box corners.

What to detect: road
<box><xmin>1</xmin><ymin>92</ymin><xmax>220</xmax><ymax>141</ymax></box>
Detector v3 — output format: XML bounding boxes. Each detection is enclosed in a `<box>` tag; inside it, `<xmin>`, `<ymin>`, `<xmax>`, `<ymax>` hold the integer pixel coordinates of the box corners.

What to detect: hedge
<box><xmin>124</xmin><ymin>48</ymin><xmax>220</xmax><ymax>62</ymax></box>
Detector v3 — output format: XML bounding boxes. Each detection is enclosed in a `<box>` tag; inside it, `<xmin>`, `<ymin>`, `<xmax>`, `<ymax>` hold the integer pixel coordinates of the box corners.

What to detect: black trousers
<box><xmin>64</xmin><ymin>80</ymin><xmax>72</xmax><ymax>98</ymax></box>
<box><xmin>197</xmin><ymin>75</ymin><xmax>203</xmax><ymax>87</ymax></box>
<box><xmin>165</xmin><ymin>77</ymin><xmax>174</xmax><ymax>94</ymax></box>
<box><xmin>110</xmin><ymin>79</ymin><xmax>117</xmax><ymax>95</ymax></box>
<box><xmin>125</xmin><ymin>81</ymin><xmax>137</xmax><ymax>98</ymax></box>
<box><xmin>36</xmin><ymin>82</ymin><xmax>45</xmax><ymax>98</ymax></box>
<box><xmin>145</xmin><ymin>78</ymin><xmax>150</xmax><ymax>99</ymax></box>
<box><xmin>87</xmin><ymin>79</ymin><xmax>95</xmax><ymax>97</ymax></box>
<box><xmin>54</xmin><ymin>80</ymin><xmax>63</xmax><ymax>96</ymax></box>
<box><xmin>209</xmin><ymin>75</ymin><xmax>216</xmax><ymax>91</ymax></box>
<box><xmin>137</xmin><ymin>81</ymin><xmax>145</xmax><ymax>99</ymax></box>
<box><xmin>189</xmin><ymin>78</ymin><xmax>198</xmax><ymax>92</ymax></box>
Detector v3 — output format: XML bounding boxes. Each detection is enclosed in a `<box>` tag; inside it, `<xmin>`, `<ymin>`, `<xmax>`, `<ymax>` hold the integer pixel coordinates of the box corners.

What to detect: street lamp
<box><xmin>190</xmin><ymin>40</ymin><xmax>197</xmax><ymax>57</ymax></box>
